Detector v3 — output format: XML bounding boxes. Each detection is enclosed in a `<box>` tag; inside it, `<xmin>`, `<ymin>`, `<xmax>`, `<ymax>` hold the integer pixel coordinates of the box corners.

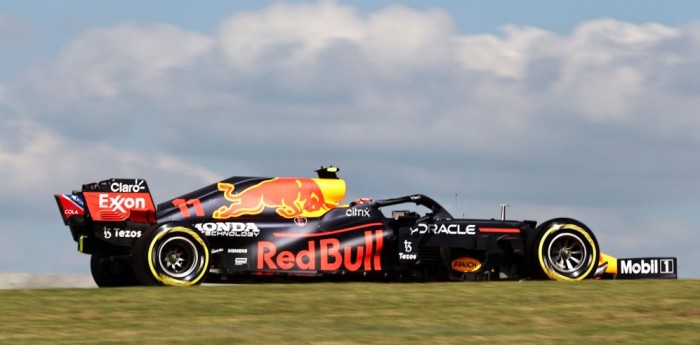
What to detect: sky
<box><xmin>1</xmin><ymin>0</ymin><xmax>700</xmax><ymax>278</ymax></box>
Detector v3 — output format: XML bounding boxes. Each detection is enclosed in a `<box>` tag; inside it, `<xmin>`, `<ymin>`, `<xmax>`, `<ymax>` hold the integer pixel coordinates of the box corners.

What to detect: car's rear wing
<box><xmin>55</xmin><ymin>178</ymin><xmax>156</xmax><ymax>225</ymax></box>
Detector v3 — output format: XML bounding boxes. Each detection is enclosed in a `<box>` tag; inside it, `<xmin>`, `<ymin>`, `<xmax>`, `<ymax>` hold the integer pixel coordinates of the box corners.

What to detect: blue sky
<box><xmin>1</xmin><ymin>1</ymin><xmax>700</xmax><ymax>278</ymax></box>
<box><xmin>5</xmin><ymin>1</ymin><xmax>699</xmax><ymax>33</ymax></box>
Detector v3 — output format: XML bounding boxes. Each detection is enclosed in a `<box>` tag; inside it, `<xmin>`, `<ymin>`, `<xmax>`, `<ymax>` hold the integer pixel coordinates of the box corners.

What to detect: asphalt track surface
<box><xmin>0</xmin><ymin>273</ymin><xmax>96</xmax><ymax>289</ymax></box>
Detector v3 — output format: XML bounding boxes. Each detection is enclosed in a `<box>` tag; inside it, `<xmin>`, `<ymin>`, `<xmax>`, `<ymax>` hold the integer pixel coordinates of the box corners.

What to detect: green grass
<box><xmin>0</xmin><ymin>280</ymin><xmax>699</xmax><ymax>344</ymax></box>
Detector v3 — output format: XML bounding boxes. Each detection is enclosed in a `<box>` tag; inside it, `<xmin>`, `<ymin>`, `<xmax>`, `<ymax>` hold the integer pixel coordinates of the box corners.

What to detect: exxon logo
<box><xmin>98</xmin><ymin>194</ymin><xmax>146</xmax><ymax>213</ymax></box>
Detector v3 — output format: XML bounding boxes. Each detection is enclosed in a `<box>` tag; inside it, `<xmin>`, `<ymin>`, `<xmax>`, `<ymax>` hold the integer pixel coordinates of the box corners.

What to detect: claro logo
<box><xmin>451</xmin><ymin>257</ymin><xmax>482</xmax><ymax>273</ymax></box>
<box><xmin>110</xmin><ymin>179</ymin><xmax>146</xmax><ymax>193</ymax></box>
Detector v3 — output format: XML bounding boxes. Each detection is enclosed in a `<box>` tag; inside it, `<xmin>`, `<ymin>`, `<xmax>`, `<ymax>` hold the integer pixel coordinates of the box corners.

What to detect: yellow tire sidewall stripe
<box><xmin>537</xmin><ymin>223</ymin><xmax>598</xmax><ymax>281</ymax></box>
<box><xmin>147</xmin><ymin>226</ymin><xmax>210</xmax><ymax>286</ymax></box>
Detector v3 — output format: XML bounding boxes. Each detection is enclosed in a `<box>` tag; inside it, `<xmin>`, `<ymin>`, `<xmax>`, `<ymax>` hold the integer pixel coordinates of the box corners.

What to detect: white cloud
<box><xmin>456</xmin><ymin>25</ymin><xmax>554</xmax><ymax>79</ymax></box>
<box><xmin>218</xmin><ymin>0</ymin><xmax>363</xmax><ymax>71</ymax></box>
<box><xmin>362</xmin><ymin>5</ymin><xmax>455</xmax><ymax>73</ymax></box>
<box><xmin>217</xmin><ymin>1</ymin><xmax>455</xmax><ymax>74</ymax></box>
<box><xmin>20</xmin><ymin>22</ymin><xmax>212</xmax><ymax>121</ymax></box>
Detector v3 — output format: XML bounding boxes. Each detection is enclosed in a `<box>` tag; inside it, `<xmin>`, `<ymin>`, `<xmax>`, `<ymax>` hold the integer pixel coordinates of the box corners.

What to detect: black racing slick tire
<box><xmin>90</xmin><ymin>253</ymin><xmax>140</xmax><ymax>287</ymax></box>
<box><xmin>133</xmin><ymin>224</ymin><xmax>210</xmax><ymax>286</ymax></box>
<box><xmin>528</xmin><ymin>218</ymin><xmax>599</xmax><ymax>281</ymax></box>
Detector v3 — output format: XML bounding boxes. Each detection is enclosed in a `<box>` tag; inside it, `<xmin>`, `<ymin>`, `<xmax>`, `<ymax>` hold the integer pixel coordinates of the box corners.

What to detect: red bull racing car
<box><xmin>54</xmin><ymin>167</ymin><xmax>678</xmax><ymax>287</ymax></box>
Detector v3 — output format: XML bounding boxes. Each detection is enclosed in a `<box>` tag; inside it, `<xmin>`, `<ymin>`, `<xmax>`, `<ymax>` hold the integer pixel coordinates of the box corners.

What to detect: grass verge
<box><xmin>0</xmin><ymin>280</ymin><xmax>698</xmax><ymax>344</ymax></box>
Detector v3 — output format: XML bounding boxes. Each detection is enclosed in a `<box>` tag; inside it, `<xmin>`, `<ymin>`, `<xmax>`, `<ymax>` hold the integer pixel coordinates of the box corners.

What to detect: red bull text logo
<box><xmin>213</xmin><ymin>178</ymin><xmax>339</xmax><ymax>219</ymax></box>
<box><xmin>257</xmin><ymin>230</ymin><xmax>384</xmax><ymax>271</ymax></box>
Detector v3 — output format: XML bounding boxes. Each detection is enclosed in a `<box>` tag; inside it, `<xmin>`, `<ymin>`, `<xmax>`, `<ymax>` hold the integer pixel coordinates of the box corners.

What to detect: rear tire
<box><xmin>133</xmin><ymin>224</ymin><xmax>210</xmax><ymax>286</ymax></box>
<box><xmin>528</xmin><ymin>218</ymin><xmax>599</xmax><ymax>281</ymax></box>
<box><xmin>90</xmin><ymin>253</ymin><xmax>139</xmax><ymax>287</ymax></box>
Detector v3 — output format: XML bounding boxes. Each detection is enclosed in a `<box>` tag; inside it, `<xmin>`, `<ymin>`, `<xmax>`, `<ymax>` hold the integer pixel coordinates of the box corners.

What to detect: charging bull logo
<box><xmin>213</xmin><ymin>178</ymin><xmax>340</xmax><ymax>219</ymax></box>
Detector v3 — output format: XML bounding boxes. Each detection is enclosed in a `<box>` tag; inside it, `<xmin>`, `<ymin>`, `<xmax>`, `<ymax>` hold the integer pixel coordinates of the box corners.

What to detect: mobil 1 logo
<box><xmin>617</xmin><ymin>257</ymin><xmax>677</xmax><ymax>279</ymax></box>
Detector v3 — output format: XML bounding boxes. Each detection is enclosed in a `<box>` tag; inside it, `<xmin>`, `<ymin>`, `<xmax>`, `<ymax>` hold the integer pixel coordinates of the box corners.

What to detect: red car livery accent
<box><xmin>84</xmin><ymin>192</ymin><xmax>155</xmax><ymax>222</ymax></box>
<box><xmin>479</xmin><ymin>227</ymin><xmax>521</xmax><ymax>234</ymax></box>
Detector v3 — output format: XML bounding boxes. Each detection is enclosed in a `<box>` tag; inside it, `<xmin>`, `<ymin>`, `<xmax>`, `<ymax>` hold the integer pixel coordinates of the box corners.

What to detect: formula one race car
<box><xmin>54</xmin><ymin>167</ymin><xmax>678</xmax><ymax>287</ymax></box>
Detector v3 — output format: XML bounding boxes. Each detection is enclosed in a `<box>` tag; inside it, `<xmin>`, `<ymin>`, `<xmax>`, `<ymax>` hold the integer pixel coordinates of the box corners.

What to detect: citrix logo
<box><xmin>346</xmin><ymin>208</ymin><xmax>370</xmax><ymax>217</ymax></box>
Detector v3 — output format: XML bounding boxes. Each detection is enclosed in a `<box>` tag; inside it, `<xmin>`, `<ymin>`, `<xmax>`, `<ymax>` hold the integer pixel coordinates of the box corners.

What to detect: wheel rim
<box><xmin>546</xmin><ymin>232</ymin><xmax>587</xmax><ymax>274</ymax></box>
<box><xmin>156</xmin><ymin>236</ymin><xmax>199</xmax><ymax>279</ymax></box>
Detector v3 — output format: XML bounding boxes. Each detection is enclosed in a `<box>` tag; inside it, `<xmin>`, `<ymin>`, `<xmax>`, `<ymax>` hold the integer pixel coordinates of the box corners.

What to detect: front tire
<box><xmin>529</xmin><ymin>218</ymin><xmax>599</xmax><ymax>281</ymax></box>
<box><xmin>133</xmin><ymin>224</ymin><xmax>210</xmax><ymax>286</ymax></box>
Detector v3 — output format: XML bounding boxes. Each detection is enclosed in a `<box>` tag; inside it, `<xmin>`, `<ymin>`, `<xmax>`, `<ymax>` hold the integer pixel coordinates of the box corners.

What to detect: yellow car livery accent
<box><xmin>600</xmin><ymin>252</ymin><xmax>618</xmax><ymax>275</ymax></box>
<box><xmin>78</xmin><ymin>235</ymin><xmax>86</xmax><ymax>253</ymax></box>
